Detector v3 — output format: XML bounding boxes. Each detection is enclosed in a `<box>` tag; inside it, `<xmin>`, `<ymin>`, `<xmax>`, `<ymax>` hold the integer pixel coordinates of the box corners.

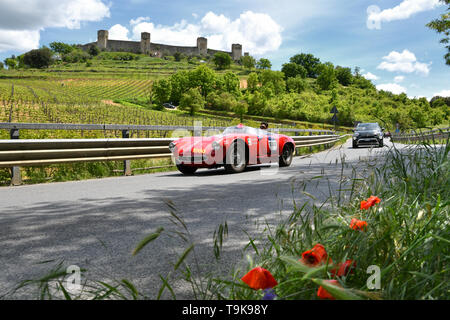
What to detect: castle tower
<box><xmin>97</xmin><ymin>30</ymin><xmax>108</xmax><ymax>50</ymax></box>
<box><xmin>141</xmin><ymin>32</ymin><xmax>151</xmax><ymax>54</ymax></box>
<box><xmin>231</xmin><ymin>44</ymin><xmax>242</xmax><ymax>61</ymax></box>
<box><xmin>197</xmin><ymin>37</ymin><xmax>207</xmax><ymax>56</ymax></box>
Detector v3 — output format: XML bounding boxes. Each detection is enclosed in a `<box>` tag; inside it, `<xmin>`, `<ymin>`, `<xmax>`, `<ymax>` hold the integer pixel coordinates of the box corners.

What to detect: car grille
<box><xmin>177</xmin><ymin>155</ymin><xmax>208</xmax><ymax>163</ymax></box>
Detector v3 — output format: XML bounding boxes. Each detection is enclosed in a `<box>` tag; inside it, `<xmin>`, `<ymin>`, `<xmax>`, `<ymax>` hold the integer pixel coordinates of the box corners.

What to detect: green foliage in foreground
<box><xmin>211</xmin><ymin>141</ymin><xmax>449</xmax><ymax>300</ymax></box>
<box><xmin>5</xmin><ymin>139</ymin><xmax>448</xmax><ymax>300</ymax></box>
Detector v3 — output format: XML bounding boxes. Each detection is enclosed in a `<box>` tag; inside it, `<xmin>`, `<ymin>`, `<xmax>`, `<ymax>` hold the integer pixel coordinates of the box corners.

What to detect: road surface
<box><xmin>0</xmin><ymin>138</ymin><xmax>397</xmax><ymax>299</ymax></box>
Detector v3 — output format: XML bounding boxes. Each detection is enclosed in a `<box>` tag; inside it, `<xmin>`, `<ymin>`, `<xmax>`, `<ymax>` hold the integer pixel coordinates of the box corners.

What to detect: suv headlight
<box><xmin>353</xmin><ymin>132</ymin><xmax>359</xmax><ymax>137</ymax></box>
<box><xmin>168</xmin><ymin>142</ymin><xmax>176</xmax><ymax>152</ymax></box>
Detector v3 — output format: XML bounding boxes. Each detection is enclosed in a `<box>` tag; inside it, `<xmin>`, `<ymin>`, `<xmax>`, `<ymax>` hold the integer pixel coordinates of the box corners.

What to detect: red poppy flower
<box><xmin>331</xmin><ymin>260</ymin><xmax>356</xmax><ymax>277</ymax></box>
<box><xmin>301</xmin><ymin>244</ymin><xmax>329</xmax><ymax>266</ymax></box>
<box><xmin>317</xmin><ymin>280</ymin><xmax>342</xmax><ymax>300</ymax></box>
<box><xmin>360</xmin><ymin>196</ymin><xmax>381</xmax><ymax>210</ymax></box>
<box><xmin>350</xmin><ymin>218</ymin><xmax>368</xmax><ymax>231</ymax></box>
<box><xmin>241</xmin><ymin>267</ymin><xmax>278</xmax><ymax>290</ymax></box>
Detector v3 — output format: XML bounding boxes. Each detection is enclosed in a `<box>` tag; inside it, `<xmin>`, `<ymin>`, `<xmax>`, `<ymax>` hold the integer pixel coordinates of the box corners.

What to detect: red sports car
<box><xmin>168</xmin><ymin>124</ymin><xmax>296</xmax><ymax>174</ymax></box>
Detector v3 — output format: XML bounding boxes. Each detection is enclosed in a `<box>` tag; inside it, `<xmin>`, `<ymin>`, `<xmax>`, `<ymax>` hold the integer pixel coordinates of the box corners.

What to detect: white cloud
<box><xmin>394</xmin><ymin>75</ymin><xmax>405</xmax><ymax>83</ymax></box>
<box><xmin>363</xmin><ymin>72</ymin><xmax>379</xmax><ymax>81</ymax></box>
<box><xmin>377</xmin><ymin>49</ymin><xmax>431</xmax><ymax>76</ymax></box>
<box><xmin>376</xmin><ymin>83</ymin><xmax>407</xmax><ymax>95</ymax></box>
<box><xmin>367</xmin><ymin>0</ymin><xmax>441</xmax><ymax>28</ymax></box>
<box><xmin>0</xmin><ymin>29</ymin><xmax>40</xmax><ymax>52</ymax></box>
<box><xmin>433</xmin><ymin>89</ymin><xmax>450</xmax><ymax>97</ymax></box>
<box><xmin>108</xmin><ymin>24</ymin><xmax>130</xmax><ymax>41</ymax></box>
<box><xmin>122</xmin><ymin>11</ymin><xmax>283</xmax><ymax>55</ymax></box>
<box><xmin>0</xmin><ymin>0</ymin><xmax>110</xmax><ymax>52</ymax></box>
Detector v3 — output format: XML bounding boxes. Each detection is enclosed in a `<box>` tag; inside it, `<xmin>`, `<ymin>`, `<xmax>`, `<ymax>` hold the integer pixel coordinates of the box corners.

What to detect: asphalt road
<box><xmin>0</xmin><ymin>138</ymin><xmax>398</xmax><ymax>299</ymax></box>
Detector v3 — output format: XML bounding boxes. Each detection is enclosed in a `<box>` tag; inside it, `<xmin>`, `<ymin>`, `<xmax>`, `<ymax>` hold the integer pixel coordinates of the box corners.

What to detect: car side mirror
<box><xmin>381</xmin><ymin>128</ymin><xmax>385</xmax><ymax>131</ymax></box>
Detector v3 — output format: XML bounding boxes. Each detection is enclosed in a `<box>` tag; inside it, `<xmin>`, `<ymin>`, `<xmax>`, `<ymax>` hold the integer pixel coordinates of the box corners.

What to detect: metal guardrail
<box><xmin>0</xmin><ymin>122</ymin><xmax>342</xmax><ymax>185</ymax></box>
<box><xmin>0</xmin><ymin>122</ymin><xmax>335</xmax><ymax>134</ymax></box>
<box><xmin>391</xmin><ymin>127</ymin><xmax>450</xmax><ymax>143</ymax></box>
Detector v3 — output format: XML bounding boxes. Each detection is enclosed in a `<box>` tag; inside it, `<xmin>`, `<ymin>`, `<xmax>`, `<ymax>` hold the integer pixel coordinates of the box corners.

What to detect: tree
<box><xmin>335</xmin><ymin>66</ymin><xmax>353</xmax><ymax>86</ymax></box>
<box><xmin>49</xmin><ymin>42</ymin><xmax>75</xmax><ymax>55</ymax></box>
<box><xmin>207</xmin><ymin>92</ymin><xmax>237</xmax><ymax>111</ymax></box>
<box><xmin>169</xmin><ymin>70</ymin><xmax>190</xmax><ymax>105</ymax></box>
<box><xmin>281</xmin><ymin>62</ymin><xmax>307</xmax><ymax>79</ymax></box>
<box><xmin>0</xmin><ymin>61</ymin><xmax>3</xmax><ymax>69</ymax></box>
<box><xmin>286</xmin><ymin>76</ymin><xmax>307</xmax><ymax>93</ymax></box>
<box><xmin>289</xmin><ymin>53</ymin><xmax>321</xmax><ymax>78</ymax></box>
<box><xmin>179</xmin><ymin>88</ymin><xmax>205</xmax><ymax>116</ymax></box>
<box><xmin>256</xmin><ymin>58</ymin><xmax>272</xmax><ymax>70</ymax></box>
<box><xmin>88</xmin><ymin>45</ymin><xmax>100</xmax><ymax>56</ymax></box>
<box><xmin>23</xmin><ymin>47</ymin><xmax>53</xmax><ymax>68</ymax></box>
<box><xmin>247</xmin><ymin>72</ymin><xmax>259</xmax><ymax>92</ymax></box>
<box><xmin>426</xmin><ymin>0</ymin><xmax>450</xmax><ymax>65</ymax></box>
<box><xmin>213</xmin><ymin>52</ymin><xmax>232</xmax><ymax>70</ymax></box>
<box><xmin>241</xmin><ymin>55</ymin><xmax>256</xmax><ymax>70</ymax></box>
<box><xmin>4</xmin><ymin>58</ymin><xmax>18</xmax><ymax>69</ymax></box>
<box><xmin>259</xmin><ymin>70</ymin><xmax>286</xmax><ymax>95</ymax></box>
<box><xmin>222</xmin><ymin>72</ymin><xmax>241</xmax><ymax>97</ymax></box>
<box><xmin>233</xmin><ymin>100</ymin><xmax>248</xmax><ymax>122</ymax></box>
<box><xmin>189</xmin><ymin>65</ymin><xmax>217</xmax><ymax>98</ymax></box>
<box><xmin>316</xmin><ymin>62</ymin><xmax>337</xmax><ymax>91</ymax></box>
<box><xmin>152</xmin><ymin>78</ymin><xmax>172</xmax><ymax>108</ymax></box>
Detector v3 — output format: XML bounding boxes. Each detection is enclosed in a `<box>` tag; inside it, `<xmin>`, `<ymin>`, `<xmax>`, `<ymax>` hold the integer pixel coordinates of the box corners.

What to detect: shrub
<box><xmin>179</xmin><ymin>88</ymin><xmax>205</xmax><ymax>116</ymax></box>
<box><xmin>213</xmin><ymin>52</ymin><xmax>232</xmax><ymax>70</ymax></box>
<box><xmin>286</xmin><ymin>76</ymin><xmax>307</xmax><ymax>93</ymax></box>
<box><xmin>23</xmin><ymin>47</ymin><xmax>53</xmax><ymax>68</ymax></box>
<box><xmin>88</xmin><ymin>45</ymin><xmax>100</xmax><ymax>56</ymax></box>
<box><xmin>62</xmin><ymin>49</ymin><xmax>90</xmax><ymax>63</ymax></box>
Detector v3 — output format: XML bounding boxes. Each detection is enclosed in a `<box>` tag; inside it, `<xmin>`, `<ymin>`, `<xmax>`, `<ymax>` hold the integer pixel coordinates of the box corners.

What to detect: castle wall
<box><xmin>107</xmin><ymin>40</ymin><xmax>141</xmax><ymax>53</ymax></box>
<box><xmin>80</xmin><ymin>30</ymin><xmax>246</xmax><ymax>59</ymax></box>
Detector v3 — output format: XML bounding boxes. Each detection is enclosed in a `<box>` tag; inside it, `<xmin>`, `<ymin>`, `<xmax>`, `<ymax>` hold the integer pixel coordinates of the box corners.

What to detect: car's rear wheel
<box><xmin>225</xmin><ymin>141</ymin><xmax>247</xmax><ymax>173</ymax></box>
<box><xmin>176</xmin><ymin>164</ymin><xmax>198</xmax><ymax>175</ymax></box>
<box><xmin>279</xmin><ymin>144</ymin><xmax>294</xmax><ymax>167</ymax></box>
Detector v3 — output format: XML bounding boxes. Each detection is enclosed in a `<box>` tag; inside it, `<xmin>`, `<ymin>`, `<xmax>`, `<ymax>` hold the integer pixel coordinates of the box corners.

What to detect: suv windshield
<box><xmin>355</xmin><ymin>123</ymin><xmax>380</xmax><ymax>131</ymax></box>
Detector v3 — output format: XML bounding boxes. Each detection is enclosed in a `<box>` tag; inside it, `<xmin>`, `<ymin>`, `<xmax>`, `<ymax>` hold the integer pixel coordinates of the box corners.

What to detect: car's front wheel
<box><xmin>225</xmin><ymin>141</ymin><xmax>247</xmax><ymax>173</ymax></box>
<box><xmin>378</xmin><ymin>139</ymin><xmax>384</xmax><ymax>148</ymax></box>
<box><xmin>352</xmin><ymin>140</ymin><xmax>358</xmax><ymax>148</ymax></box>
<box><xmin>176</xmin><ymin>164</ymin><xmax>198</xmax><ymax>175</ymax></box>
<box><xmin>279</xmin><ymin>144</ymin><xmax>294</xmax><ymax>167</ymax></box>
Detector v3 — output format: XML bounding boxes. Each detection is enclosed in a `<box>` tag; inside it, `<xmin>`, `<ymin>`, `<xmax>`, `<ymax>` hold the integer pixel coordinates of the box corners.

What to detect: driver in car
<box><xmin>260</xmin><ymin>122</ymin><xmax>269</xmax><ymax>130</ymax></box>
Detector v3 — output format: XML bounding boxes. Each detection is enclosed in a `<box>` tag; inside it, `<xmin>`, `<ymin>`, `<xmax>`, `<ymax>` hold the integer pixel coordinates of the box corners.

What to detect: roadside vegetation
<box><xmin>5</xmin><ymin>138</ymin><xmax>448</xmax><ymax>300</ymax></box>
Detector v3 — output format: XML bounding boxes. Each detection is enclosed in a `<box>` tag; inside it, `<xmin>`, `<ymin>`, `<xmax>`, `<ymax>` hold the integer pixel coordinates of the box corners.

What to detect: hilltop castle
<box><xmin>80</xmin><ymin>30</ymin><xmax>248</xmax><ymax>60</ymax></box>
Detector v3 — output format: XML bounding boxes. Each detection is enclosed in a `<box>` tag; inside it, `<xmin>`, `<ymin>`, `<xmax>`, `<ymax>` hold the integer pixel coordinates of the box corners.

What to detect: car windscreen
<box><xmin>356</xmin><ymin>123</ymin><xmax>380</xmax><ymax>131</ymax></box>
<box><xmin>223</xmin><ymin>126</ymin><xmax>261</xmax><ymax>135</ymax></box>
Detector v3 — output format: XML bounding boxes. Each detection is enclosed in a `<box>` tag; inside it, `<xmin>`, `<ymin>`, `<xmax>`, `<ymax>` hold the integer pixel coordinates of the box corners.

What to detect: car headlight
<box><xmin>211</xmin><ymin>141</ymin><xmax>221</xmax><ymax>150</ymax></box>
<box><xmin>353</xmin><ymin>132</ymin><xmax>359</xmax><ymax>137</ymax></box>
<box><xmin>168</xmin><ymin>142</ymin><xmax>176</xmax><ymax>152</ymax></box>
<box><xmin>268</xmin><ymin>139</ymin><xmax>278</xmax><ymax>151</ymax></box>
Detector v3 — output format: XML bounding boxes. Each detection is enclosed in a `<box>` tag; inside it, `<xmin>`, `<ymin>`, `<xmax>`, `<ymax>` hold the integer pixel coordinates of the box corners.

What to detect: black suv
<box><xmin>352</xmin><ymin>122</ymin><xmax>384</xmax><ymax>148</ymax></box>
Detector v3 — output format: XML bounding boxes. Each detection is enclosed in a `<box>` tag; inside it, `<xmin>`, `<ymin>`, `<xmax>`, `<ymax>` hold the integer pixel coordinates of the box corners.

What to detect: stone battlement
<box><xmin>80</xmin><ymin>30</ymin><xmax>244</xmax><ymax>60</ymax></box>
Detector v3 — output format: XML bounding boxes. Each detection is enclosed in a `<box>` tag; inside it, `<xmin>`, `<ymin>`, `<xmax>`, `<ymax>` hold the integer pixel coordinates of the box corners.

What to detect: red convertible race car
<box><xmin>168</xmin><ymin>124</ymin><xmax>296</xmax><ymax>174</ymax></box>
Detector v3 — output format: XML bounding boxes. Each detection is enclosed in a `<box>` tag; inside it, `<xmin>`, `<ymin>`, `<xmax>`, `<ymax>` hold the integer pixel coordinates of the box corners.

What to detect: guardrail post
<box><xmin>10</xmin><ymin>129</ymin><xmax>22</xmax><ymax>186</ymax></box>
<box><xmin>309</xmin><ymin>131</ymin><xmax>312</xmax><ymax>153</ymax></box>
<box><xmin>122</xmin><ymin>129</ymin><xmax>132</xmax><ymax>176</ymax></box>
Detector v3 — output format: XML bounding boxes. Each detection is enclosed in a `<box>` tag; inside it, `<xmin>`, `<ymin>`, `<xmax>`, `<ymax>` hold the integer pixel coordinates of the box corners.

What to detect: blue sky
<box><xmin>0</xmin><ymin>0</ymin><xmax>448</xmax><ymax>99</ymax></box>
